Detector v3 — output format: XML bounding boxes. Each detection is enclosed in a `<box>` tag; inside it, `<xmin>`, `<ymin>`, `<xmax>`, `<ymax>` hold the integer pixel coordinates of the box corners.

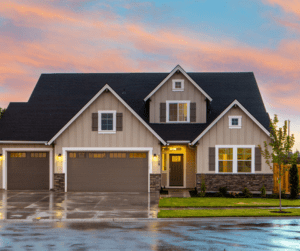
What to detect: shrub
<box><xmin>218</xmin><ymin>187</ymin><xmax>228</xmax><ymax>197</ymax></box>
<box><xmin>289</xmin><ymin>163</ymin><xmax>299</xmax><ymax>199</ymax></box>
<box><xmin>199</xmin><ymin>176</ymin><xmax>206</xmax><ymax>197</ymax></box>
<box><xmin>260</xmin><ymin>185</ymin><xmax>266</xmax><ymax>198</ymax></box>
<box><xmin>242</xmin><ymin>187</ymin><xmax>253</xmax><ymax>198</ymax></box>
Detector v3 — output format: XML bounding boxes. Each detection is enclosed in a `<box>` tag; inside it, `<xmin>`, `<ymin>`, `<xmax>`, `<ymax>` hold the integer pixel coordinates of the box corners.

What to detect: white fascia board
<box><xmin>47</xmin><ymin>84</ymin><xmax>166</xmax><ymax>146</ymax></box>
<box><xmin>191</xmin><ymin>100</ymin><xmax>270</xmax><ymax>145</ymax></box>
<box><xmin>144</xmin><ymin>65</ymin><xmax>212</xmax><ymax>102</ymax></box>
<box><xmin>0</xmin><ymin>141</ymin><xmax>48</xmax><ymax>144</ymax></box>
<box><xmin>167</xmin><ymin>140</ymin><xmax>191</xmax><ymax>143</ymax></box>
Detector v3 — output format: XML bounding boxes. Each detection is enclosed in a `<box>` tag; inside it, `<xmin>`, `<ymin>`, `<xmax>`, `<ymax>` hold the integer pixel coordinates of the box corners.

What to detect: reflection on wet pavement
<box><xmin>0</xmin><ymin>219</ymin><xmax>299</xmax><ymax>250</ymax></box>
<box><xmin>0</xmin><ymin>191</ymin><xmax>160</xmax><ymax>220</ymax></box>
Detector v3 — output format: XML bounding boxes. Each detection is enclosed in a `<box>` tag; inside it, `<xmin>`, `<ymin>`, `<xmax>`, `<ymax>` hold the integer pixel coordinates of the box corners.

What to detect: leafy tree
<box><xmin>289</xmin><ymin>163</ymin><xmax>299</xmax><ymax>199</ymax></box>
<box><xmin>0</xmin><ymin>107</ymin><xmax>6</xmax><ymax>119</ymax></box>
<box><xmin>259</xmin><ymin>114</ymin><xmax>298</xmax><ymax>211</ymax></box>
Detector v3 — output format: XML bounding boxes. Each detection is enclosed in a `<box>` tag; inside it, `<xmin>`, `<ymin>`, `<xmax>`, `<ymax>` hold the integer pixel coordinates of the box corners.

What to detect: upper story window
<box><xmin>229</xmin><ymin>116</ymin><xmax>242</xmax><ymax>129</ymax></box>
<box><xmin>98</xmin><ymin>110</ymin><xmax>116</xmax><ymax>133</ymax></box>
<box><xmin>172</xmin><ymin>79</ymin><xmax>184</xmax><ymax>91</ymax></box>
<box><xmin>166</xmin><ymin>101</ymin><xmax>190</xmax><ymax>123</ymax></box>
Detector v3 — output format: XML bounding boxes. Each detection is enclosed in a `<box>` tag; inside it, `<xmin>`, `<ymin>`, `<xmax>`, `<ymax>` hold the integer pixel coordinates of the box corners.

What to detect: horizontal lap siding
<box><xmin>197</xmin><ymin>106</ymin><xmax>271</xmax><ymax>174</ymax></box>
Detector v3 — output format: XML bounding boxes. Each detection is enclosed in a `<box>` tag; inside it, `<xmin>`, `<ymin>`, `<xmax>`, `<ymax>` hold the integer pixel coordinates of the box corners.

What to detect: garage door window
<box><xmin>89</xmin><ymin>153</ymin><xmax>106</xmax><ymax>158</ymax></box>
<box><xmin>10</xmin><ymin>153</ymin><xmax>26</xmax><ymax>158</ymax></box>
<box><xmin>110</xmin><ymin>153</ymin><xmax>126</xmax><ymax>158</ymax></box>
<box><xmin>69</xmin><ymin>152</ymin><xmax>87</xmax><ymax>158</ymax></box>
<box><xmin>31</xmin><ymin>153</ymin><xmax>47</xmax><ymax>158</ymax></box>
<box><xmin>129</xmin><ymin>153</ymin><xmax>147</xmax><ymax>158</ymax></box>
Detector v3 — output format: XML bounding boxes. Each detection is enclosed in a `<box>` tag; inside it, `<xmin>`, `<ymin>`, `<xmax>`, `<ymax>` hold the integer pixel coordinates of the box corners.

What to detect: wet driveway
<box><xmin>0</xmin><ymin>191</ymin><xmax>160</xmax><ymax>220</ymax></box>
<box><xmin>0</xmin><ymin>219</ymin><xmax>299</xmax><ymax>250</ymax></box>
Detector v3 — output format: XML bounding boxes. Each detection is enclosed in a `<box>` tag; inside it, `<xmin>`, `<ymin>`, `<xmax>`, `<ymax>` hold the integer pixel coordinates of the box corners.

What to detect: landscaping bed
<box><xmin>159</xmin><ymin>197</ymin><xmax>300</xmax><ymax>208</ymax></box>
<box><xmin>158</xmin><ymin>208</ymin><xmax>300</xmax><ymax>218</ymax></box>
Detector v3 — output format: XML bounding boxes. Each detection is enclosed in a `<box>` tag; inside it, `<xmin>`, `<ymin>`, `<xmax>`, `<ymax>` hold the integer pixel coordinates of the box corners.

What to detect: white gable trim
<box><xmin>144</xmin><ymin>65</ymin><xmax>212</xmax><ymax>102</ymax></box>
<box><xmin>47</xmin><ymin>84</ymin><xmax>166</xmax><ymax>145</ymax></box>
<box><xmin>191</xmin><ymin>100</ymin><xmax>270</xmax><ymax>145</ymax></box>
<box><xmin>0</xmin><ymin>141</ymin><xmax>48</xmax><ymax>144</ymax></box>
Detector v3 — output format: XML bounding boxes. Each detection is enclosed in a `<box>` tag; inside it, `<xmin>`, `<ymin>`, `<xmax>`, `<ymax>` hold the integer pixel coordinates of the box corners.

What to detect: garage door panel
<box><xmin>7</xmin><ymin>152</ymin><xmax>49</xmax><ymax>190</ymax></box>
<box><xmin>67</xmin><ymin>152</ymin><xmax>148</xmax><ymax>192</ymax></box>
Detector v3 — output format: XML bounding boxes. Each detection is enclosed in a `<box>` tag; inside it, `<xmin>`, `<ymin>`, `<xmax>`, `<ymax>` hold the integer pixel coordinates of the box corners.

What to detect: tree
<box><xmin>0</xmin><ymin>107</ymin><xmax>6</xmax><ymax>119</ymax></box>
<box><xmin>259</xmin><ymin>114</ymin><xmax>298</xmax><ymax>212</ymax></box>
<box><xmin>289</xmin><ymin>163</ymin><xmax>299</xmax><ymax>199</ymax></box>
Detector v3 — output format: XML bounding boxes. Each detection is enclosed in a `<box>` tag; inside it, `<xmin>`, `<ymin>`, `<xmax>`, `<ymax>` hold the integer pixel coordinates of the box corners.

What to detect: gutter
<box><xmin>0</xmin><ymin>141</ymin><xmax>48</xmax><ymax>145</ymax></box>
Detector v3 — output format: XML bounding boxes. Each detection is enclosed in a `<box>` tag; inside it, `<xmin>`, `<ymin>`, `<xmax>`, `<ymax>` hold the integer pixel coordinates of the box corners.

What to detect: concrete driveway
<box><xmin>0</xmin><ymin>191</ymin><xmax>160</xmax><ymax>221</ymax></box>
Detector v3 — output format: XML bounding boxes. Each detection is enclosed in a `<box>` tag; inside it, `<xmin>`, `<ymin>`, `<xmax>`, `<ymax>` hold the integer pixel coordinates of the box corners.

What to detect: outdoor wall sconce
<box><xmin>0</xmin><ymin>154</ymin><xmax>2</xmax><ymax>160</ymax></box>
<box><xmin>57</xmin><ymin>153</ymin><xmax>63</xmax><ymax>162</ymax></box>
<box><xmin>153</xmin><ymin>154</ymin><xmax>158</xmax><ymax>161</ymax></box>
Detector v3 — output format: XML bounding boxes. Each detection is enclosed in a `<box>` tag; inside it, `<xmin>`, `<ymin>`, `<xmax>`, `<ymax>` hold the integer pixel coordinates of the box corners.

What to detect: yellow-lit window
<box><xmin>89</xmin><ymin>153</ymin><xmax>106</xmax><ymax>158</ymax></box>
<box><xmin>110</xmin><ymin>153</ymin><xmax>126</xmax><ymax>158</ymax></box>
<box><xmin>218</xmin><ymin>148</ymin><xmax>233</xmax><ymax>172</ymax></box>
<box><xmin>10</xmin><ymin>153</ymin><xmax>26</xmax><ymax>158</ymax></box>
<box><xmin>172</xmin><ymin>156</ymin><xmax>181</xmax><ymax>162</ymax></box>
<box><xmin>237</xmin><ymin>148</ymin><xmax>252</xmax><ymax>172</ymax></box>
<box><xmin>31</xmin><ymin>153</ymin><xmax>47</xmax><ymax>158</ymax></box>
<box><xmin>69</xmin><ymin>153</ymin><xmax>76</xmax><ymax>158</ymax></box>
<box><xmin>129</xmin><ymin>153</ymin><xmax>146</xmax><ymax>158</ymax></box>
<box><xmin>162</xmin><ymin>154</ymin><xmax>167</xmax><ymax>171</ymax></box>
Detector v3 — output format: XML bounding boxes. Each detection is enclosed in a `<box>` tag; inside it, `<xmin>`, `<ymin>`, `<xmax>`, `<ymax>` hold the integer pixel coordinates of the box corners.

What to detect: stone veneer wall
<box><xmin>150</xmin><ymin>174</ymin><xmax>161</xmax><ymax>192</ymax></box>
<box><xmin>196</xmin><ymin>174</ymin><xmax>273</xmax><ymax>193</ymax></box>
<box><xmin>53</xmin><ymin>173</ymin><xmax>65</xmax><ymax>192</ymax></box>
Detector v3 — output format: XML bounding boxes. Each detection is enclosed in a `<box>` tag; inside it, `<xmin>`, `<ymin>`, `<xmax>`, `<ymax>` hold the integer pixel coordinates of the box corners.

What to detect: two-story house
<box><xmin>0</xmin><ymin>65</ymin><xmax>273</xmax><ymax>193</ymax></box>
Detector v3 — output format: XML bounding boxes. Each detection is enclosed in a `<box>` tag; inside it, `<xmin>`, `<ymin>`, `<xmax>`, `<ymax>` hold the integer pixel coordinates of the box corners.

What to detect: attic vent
<box><xmin>122</xmin><ymin>89</ymin><xmax>126</xmax><ymax>94</ymax></box>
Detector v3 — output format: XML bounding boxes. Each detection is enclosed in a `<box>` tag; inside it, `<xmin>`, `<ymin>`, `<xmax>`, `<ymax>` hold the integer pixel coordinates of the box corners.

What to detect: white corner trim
<box><xmin>62</xmin><ymin>147</ymin><xmax>153</xmax><ymax>192</ymax></box>
<box><xmin>144</xmin><ymin>65</ymin><xmax>212</xmax><ymax>102</ymax></box>
<box><xmin>2</xmin><ymin>148</ymin><xmax>54</xmax><ymax>190</ymax></box>
<box><xmin>47</xmin><ymin>84</ymin><xmax>166</xmax><ymax>146</ymax></box>
<box><xmin>166</xmin><ymin>100</ymin><xmax>190</xmax><ymax>123</ymax></box>
<box><xmin>0</xmin><ymin>141</ymin><xmax>48</xmax><ymax>144</ymax></box>
<box><xmin>191</xmin><ymin>100</ymin><xmax>270</xmax><ymax>145</ymax></box>
<box><xmin>215</xmin><ymin>145</ymin><xmax>255</xmax><ymax>174</ymax></box>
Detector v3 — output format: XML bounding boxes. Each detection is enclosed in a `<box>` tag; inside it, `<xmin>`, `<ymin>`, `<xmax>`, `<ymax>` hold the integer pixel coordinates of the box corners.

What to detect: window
<box><xmin>109</xmin><ymin>152</ymin><xmax>126</xmax><ymax>158</ymax></box>
<box><xmin>129</xmin><ymin>153</ymin><xmax>147</xmax><ymax>158</ymax></box>
<box><xmin>216</xmin><ymin>145</ymin><xmax>254</xmax><ymax>173</ymax></box>
<box><xmin>166</xmin><ymin>101</ymin><xmax>190</xmax><ymax>123</ymax></box>
<box><xmin>31</xmin><ymin>153</ymin><xmax>47</xmax><ymax>158</ymax></box>
<box><xmin>172</xmin><ymin>80</ymin><xmax>184</xmax><ymax>91</ymax></box>
<box><xmin>89</xmin><ymin>153</ymin><xmax>106</xmax><ymax>158</ymax></box>
<box><xmin>98</xmin><ymin>111</ymin><xmax>116</xmax><ymax>133</ymax></box>
<box><xmin>10</xmin><ymin>153</ymin><xmax>26</xmax><ymax>158</ymax></box>
<box><xmin>69</xmin><ymin>152</ymin><xmax>86</xmax><ymax>158</ymax></box>
<box><xmin>229</xmin><ymin>116</ymin><xmax>242</xmax><ymax>129</ymax></box>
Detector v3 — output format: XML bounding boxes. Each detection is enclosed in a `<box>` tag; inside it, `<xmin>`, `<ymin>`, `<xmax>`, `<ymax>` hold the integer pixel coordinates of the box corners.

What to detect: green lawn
<box><xmin>158</xmin><ymin>208</ymin><xmax>300</xmax><ymax>218</ymax></box>
<box><xmin>159</xmin><ymin>197</ymin><xmax>300</xmax><ymax>208</ymax></box>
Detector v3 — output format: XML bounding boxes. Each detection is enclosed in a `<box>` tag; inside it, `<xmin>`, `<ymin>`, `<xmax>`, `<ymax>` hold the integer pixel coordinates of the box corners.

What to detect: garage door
<box><xmin>67</xmin><ymin>152</ymin><xmax>148</xmax><ymax>192</ymax></box>
<box><xmin>7</xmin><ymin>152</ymin><xmax>49</xmax><ymax>190</ymax></box>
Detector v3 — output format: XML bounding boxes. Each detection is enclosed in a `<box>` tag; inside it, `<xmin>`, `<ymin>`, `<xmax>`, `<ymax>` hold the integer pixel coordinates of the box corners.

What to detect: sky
<box><xmin>0</xmin><ymin>0</ymin><xmax>299</xmax><ymax>150</ymax></box>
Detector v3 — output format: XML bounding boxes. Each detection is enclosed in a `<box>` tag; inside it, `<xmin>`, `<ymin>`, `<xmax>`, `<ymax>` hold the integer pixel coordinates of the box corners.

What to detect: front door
<box><xmin>169</xmin><ymin>154</ymin><xmax>183</xmax><ymax>186</ymax></box>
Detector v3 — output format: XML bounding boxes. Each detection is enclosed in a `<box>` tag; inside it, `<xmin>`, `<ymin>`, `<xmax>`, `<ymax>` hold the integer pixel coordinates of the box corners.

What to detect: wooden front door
<box><xmin>169</xmin><ymin>154</ymin><xmax>184</xmax><ymax>186</ymax></box>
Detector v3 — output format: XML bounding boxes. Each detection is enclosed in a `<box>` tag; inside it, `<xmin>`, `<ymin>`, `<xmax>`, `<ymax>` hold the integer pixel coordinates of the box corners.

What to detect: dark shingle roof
<box><xmin>0</xmin><ymin>72</ymin><xmax>270</xmax><ymax>142</ymax></box>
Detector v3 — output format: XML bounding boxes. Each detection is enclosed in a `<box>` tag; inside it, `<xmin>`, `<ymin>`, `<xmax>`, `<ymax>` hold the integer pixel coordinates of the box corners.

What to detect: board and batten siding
<box><xmin>149</xmin><ymin>72</ymin><xmax>206</xmax><ymax>123</ymax></box>
<box><xmin>0</xmin><ymin>144</ymin><xmax>53</xmax><ymax>189</ymax></box>
<box><xmin>196</xmin><ymin>106</ymin><xmax>272</xmax><ymax>174</ymax></box>
<box><xmin>54</xmin><ymin>91</ymin><xmax>161</xmax><ymax>173</ymax></box>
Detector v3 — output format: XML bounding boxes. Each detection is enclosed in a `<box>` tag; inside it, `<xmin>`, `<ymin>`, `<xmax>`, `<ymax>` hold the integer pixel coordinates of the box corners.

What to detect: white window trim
<box><xmin>215</xmin><ymin>145</ymin><xmax>255</xmax><ymax>174</ymax></box>
<box><xmin>166</xmin><ymin>100</ymin><xmax>190</xmax><ymax>123</ymax></box>
<box><xmin>98</xmin><ymin>110</ymin><xmax>116</xmax><ymax>134</ymax></box>
<box><xmin>172</xmin><ymin>79</ymin><xmax>184</xmax><ymax>91</ymax></box>
<box><xmin>229</xmin><ymin>116</ymin><xmax>242</xmax><ymax>129</ymax></box>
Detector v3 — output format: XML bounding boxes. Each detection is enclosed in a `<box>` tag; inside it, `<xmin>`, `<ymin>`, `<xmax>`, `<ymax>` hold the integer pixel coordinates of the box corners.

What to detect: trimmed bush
<box><xmin>289</xmin><ymin>163</ymin><xmax>299</xmax><ymax>199</ymax></box>
<box><xmin>242</xmin><ymin>187</ymin><xmax>253</xmax><ymax>198</ymax></box>
<box><xmin>260</xmin><ymin>185</ymin><xmax>266</xmax><ymax>198</ymax></box>
<box><xmin>218</xmin><ymin>187</ymin><xmax>228</xmax><ymax>197</ymax></box>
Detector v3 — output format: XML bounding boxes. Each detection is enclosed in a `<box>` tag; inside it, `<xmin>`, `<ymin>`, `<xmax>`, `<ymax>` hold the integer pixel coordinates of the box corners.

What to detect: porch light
<box><xmin>0</xmin><ymin>154</ymin><xmax>2</xmax><ymax>160</ymax></box>
<box><xmin>153</xmin><ymin>154</ymin><xmax>158</xmax><ymax>161</ymax></box>
<box><xmin>57</xmin><ymin>153</ymin><xmax>62</xmax><ymax>162</ymax></box>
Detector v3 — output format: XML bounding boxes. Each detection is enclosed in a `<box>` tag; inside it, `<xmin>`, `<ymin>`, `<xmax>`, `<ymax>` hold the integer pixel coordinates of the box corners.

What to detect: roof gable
<box><xmin>144</xmin><ymin>65</ymin><xmax>212</xmax><ymax>102</ymax></box>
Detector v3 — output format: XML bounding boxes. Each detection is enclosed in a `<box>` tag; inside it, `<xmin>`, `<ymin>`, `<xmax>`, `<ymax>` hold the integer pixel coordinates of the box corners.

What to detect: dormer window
<box><xmin>172</xmin><ymin>80</ymin><xmax>184</xmax><ymax>91</ymax></box>
<box><xmin>229</xmin><ymin>116</ymin><xmax>242</xmax><ymax>129</ymax></box>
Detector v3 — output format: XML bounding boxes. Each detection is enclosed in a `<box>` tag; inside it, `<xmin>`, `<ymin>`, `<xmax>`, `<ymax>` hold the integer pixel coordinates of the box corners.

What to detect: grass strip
<box><xmin>159</xmin><ymin>197</ymin><xmax>300</xmax><ymax>208</ymax></box>
<box><xmin>158</xmin><ymin>208</ymin><xmax>300</xmax><ymax>218</ymax></box>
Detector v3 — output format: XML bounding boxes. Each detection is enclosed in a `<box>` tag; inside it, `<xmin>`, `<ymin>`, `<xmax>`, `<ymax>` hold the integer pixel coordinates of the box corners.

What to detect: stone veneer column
<box><xmin>150</xmin><ymin>174</ymin><xmax>161</xmax><ymax>192</ymax></box>
<box><xmin>53</xmin><ymin>173</ymin><xmax>65</xmax><ymax>192</ymax></box>
<box><xmin>196</xmin><ymin>174</ymin><xmax>273</xmax><ymax>193</ymax></box>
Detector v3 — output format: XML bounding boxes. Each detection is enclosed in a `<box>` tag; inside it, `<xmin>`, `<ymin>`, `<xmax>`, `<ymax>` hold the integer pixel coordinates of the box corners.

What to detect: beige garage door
<box><xmin>7</xmin><ymin>152</ymin><xmax>49</xmax><ymax>190</ymax></box>
<box><xmin>67</xmin><ymin>152</ymin><xmax>148</xmax><ymax>192</ymax></box>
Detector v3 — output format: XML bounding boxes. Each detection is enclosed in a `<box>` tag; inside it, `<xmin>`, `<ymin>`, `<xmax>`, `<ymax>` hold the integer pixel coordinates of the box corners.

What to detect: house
<box><xmin>0</xmin><ymin>65</ymin><xmax>273</xmax><ymax>193</ymax></box>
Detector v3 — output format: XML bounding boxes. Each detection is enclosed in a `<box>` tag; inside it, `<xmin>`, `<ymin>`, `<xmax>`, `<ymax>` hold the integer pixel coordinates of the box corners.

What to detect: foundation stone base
<box><xmin>54</xmin><ymin>173</ymin><xmax>65</xmax><ymax>192</ymax></box>
<box><xmin>150</xmin><ymin>174</ymin><xmax>161</xmax><ymax>192</ymax></box>
<box><xmin>196</xmin><ymin>173</ymin><xmax>273</xmax><ymax>193</ymax></box>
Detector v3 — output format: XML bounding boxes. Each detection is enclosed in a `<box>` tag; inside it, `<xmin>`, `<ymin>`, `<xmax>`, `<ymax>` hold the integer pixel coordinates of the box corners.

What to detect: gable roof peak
<box><xmin>144</xmin><ymin>64</ymin><xmax>213</xmax><ymax>102</ymax></box>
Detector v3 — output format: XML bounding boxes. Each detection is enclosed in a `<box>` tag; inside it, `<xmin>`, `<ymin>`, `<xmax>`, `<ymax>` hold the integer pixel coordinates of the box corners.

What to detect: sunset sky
<box><xmin>0</xmin><ymin>0</ymin><xmax>299</xmax><ymax>150</ymax></box>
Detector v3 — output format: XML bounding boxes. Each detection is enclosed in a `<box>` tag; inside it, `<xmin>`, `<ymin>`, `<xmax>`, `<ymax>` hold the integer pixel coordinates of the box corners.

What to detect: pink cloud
<box><xmin>263</xmin><ymin>0</ymin><xmax>300</xmax><ymax>16</ymax></box>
